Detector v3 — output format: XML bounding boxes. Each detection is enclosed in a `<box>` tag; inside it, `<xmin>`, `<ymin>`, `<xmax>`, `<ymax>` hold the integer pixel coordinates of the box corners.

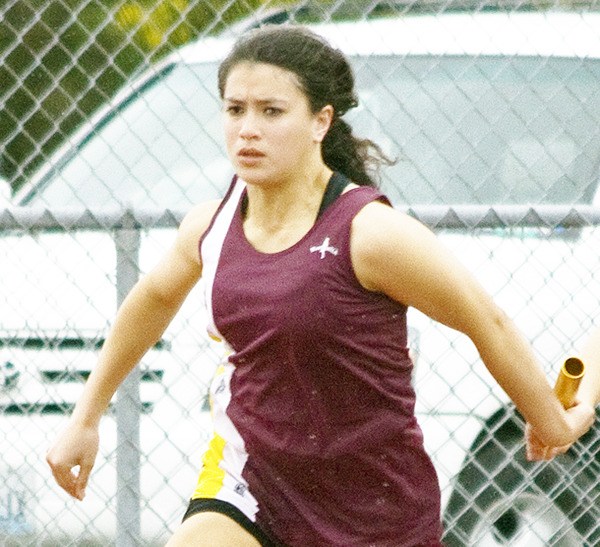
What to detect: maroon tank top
<box><xmin>200</xmin><ymin>174</ymin><xmax>443</xmax><ymax>546</ymax></box>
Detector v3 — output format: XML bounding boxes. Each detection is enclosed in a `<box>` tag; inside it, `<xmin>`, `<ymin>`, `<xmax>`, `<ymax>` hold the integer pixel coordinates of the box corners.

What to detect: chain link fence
<box><xmin>2</xmin><ymin>0</ymin><xmax>600</xmax><ymax>545</ymax></box>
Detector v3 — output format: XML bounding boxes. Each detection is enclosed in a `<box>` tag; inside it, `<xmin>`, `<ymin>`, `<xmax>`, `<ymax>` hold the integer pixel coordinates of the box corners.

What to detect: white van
<box><xmin>2</xmin><ymin>5</ymin><xmax>600</xmax><ymax>545</ymax></box>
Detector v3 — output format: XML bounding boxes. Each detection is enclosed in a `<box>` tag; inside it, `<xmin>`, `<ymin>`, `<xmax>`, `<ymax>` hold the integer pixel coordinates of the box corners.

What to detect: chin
<box><xmin>236</xmin><ymin>168</ymin><xmax>278</xmax><ymax>186</ymax></box>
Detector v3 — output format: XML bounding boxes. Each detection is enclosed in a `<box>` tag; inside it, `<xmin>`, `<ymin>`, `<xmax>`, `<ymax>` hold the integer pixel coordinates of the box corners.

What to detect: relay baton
<box><xmin>553</xmin><ymin>357</ymin><xmax>585</xmax><ymax>409</ymax></box>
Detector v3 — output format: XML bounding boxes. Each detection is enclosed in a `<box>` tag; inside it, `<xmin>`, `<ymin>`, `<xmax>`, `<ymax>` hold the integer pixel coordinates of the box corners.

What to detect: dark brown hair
<box><xmin>218</xmin><ymin>25</ymin><xmax>393</xmax><ymax>186</ymax></box>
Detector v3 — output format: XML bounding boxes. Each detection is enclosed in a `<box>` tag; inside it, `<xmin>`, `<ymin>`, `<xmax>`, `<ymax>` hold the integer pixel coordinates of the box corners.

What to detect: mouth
<box><xmin>238</xmin><ymin>148</ymin><xmax>265</xmax><ymax>158</ymax></box>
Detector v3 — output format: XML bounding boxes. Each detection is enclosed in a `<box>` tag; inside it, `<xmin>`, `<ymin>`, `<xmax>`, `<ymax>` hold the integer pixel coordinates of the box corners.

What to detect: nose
<box><xmin>238</xmin><ymin>111</ymin><xmax>260</xmax><ymax>140</ymax></box>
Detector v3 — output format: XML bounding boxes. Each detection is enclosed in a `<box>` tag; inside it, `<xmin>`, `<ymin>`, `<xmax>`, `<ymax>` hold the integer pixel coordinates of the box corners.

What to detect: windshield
<box><xmin>25</xmin><ymin>63</ymin><xmax>232</xmax><ymax>208</ymax></box>
<box><xmin>353</xmin><ymin>55</ymin><xmax>600</xmax><ymax>205</ymax></box>
<box><xmin>25</xmin><ymin>55</ymin><xmax>600</xmax><ymax>207</ymax></box>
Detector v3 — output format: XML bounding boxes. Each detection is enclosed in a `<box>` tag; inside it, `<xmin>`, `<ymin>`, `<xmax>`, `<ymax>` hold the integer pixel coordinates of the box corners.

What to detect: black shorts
<box><xmin>183</xmin><ymin>497</ymin><xmax>279</xmax><ymax>547</ymax></box>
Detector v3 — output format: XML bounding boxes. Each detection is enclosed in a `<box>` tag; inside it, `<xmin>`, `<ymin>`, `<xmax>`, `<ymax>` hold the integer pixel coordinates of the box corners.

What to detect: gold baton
<box><xmin>554</xmin><ymin>357</ymin><xmax>586</xmax><ymax>409</ymax></box>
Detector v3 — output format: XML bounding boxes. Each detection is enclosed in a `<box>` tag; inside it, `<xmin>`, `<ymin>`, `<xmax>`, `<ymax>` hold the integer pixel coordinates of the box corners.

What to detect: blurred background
<box><xmin>1</xmin><ymin>0</ymin><xmax>417</xmax><ymax>195</ymax></box>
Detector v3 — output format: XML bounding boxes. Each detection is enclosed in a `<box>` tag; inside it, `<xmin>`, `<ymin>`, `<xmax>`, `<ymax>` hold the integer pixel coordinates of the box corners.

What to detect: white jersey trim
<box><xmin>200</xmin><ymin>177</ymin><xmax>246</xmax><ymax>343</ymax></box>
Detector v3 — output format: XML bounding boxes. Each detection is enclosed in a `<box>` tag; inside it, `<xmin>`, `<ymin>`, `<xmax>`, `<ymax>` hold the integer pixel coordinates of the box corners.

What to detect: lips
<box><xmin>237</xmin><ymin>148</ymin><xmax>265</xmax><ymax>168</ymax></box>
<box><xmin>238</xmin><ymin>148</ymin><xmax>265</xmax><ymax>158</ymax></box>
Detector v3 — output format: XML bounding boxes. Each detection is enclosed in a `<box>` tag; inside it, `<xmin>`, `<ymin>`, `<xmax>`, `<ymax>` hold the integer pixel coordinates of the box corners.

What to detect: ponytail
<box><xmin>322</xmin><ymin>117</ymin><xmax>394</xmax><ymax>187</ymax></box>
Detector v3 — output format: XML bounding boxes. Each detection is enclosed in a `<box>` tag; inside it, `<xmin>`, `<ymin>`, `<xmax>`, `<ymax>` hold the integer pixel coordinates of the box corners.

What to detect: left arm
<box><xmin>527</xmin><ymin>323</ymin><xmax>600</xmax><ymax>460</ymax></box>
<box><xmin>578</xmin><ymin>325</ymin><xmax>600</xmax><ymax>408</ymax></box>
<box><xmin>351</xmin><ymin>201</ymin><xmax>594</xmax><ymax>447</ymax></box>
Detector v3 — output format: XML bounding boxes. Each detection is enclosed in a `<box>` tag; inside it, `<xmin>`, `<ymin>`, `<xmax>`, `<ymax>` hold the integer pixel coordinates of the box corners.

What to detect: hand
<box><xmin>525</xmin><ymin>399</ymin><xmax>595</xmax><ymax>461</ymax></box>
<box><xmin>46</xmin><ymin>421</ymin><xmax>99</xmax><ymax>500</ymax></box>
<box><xmin>525</xmin><ymin>423</ymin><xmax>571</xmax><ymax>461</ymax></box>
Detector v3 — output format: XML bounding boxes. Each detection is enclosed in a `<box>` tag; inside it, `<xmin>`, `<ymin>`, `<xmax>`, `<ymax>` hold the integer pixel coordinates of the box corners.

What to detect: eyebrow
<box><xmin>223</xmin><ymin>97</ymin><xmax>288</xmax><ymax>105</ymax></box>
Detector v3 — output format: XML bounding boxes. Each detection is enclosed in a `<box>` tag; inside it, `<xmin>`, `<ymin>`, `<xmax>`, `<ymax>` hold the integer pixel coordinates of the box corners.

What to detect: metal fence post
<box><xmin>114</xmin><ymin>211</ymin><xmax>141</xmax><ymax>547</ymax></box>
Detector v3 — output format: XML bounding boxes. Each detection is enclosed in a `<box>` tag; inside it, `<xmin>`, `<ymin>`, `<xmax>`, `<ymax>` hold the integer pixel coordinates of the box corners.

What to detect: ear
<box><xmin>313</xmin><ymin>104</ymin><xmax>334</xmax><ymax>143</ymax></box>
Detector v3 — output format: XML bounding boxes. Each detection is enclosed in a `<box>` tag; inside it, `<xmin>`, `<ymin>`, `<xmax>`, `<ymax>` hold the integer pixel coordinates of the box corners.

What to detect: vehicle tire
<box><xmin>442</xmin><ymin>408</ymin><xmax>600</xmax><ymax>546</ymax></box>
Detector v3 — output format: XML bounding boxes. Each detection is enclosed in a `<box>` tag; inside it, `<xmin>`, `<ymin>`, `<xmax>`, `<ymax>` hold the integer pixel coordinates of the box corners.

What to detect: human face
<box><xmin>222</xmin><ymin>62</ymin><xmax>331</xmax><ymax>186</ymax></box>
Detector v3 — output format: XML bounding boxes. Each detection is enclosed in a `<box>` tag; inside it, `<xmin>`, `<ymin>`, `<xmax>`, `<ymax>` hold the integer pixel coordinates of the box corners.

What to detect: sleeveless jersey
<box><xmin>195</xmin><ymin>175</ymin><xmax>443</xmax><ymax>546</ymax></box>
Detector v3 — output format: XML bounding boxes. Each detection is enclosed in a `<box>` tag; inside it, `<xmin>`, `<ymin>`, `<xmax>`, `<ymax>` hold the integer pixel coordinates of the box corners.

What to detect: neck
<box><xmin>244</xmin><ymin>164</ymin><xmax>333</xmax><ymax>229</ymax></box>
<box><xmin>241</xmin><ymin>163</ymin><xmax>334</xmax><ymax>253</ymax></box>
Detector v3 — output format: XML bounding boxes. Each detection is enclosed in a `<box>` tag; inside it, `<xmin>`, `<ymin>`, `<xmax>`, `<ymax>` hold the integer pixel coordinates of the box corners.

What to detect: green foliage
<box><xmin>0</xmin><ymin>0</ymin><xmax>283</xmax><ymax>193</ymax></box>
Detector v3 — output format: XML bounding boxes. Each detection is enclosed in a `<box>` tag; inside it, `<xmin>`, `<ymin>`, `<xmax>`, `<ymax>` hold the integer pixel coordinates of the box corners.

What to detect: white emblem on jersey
<box><xmin>310</xmin><ymin>237</ymin><xmax>339</xmax><ymax>259</ymax></box>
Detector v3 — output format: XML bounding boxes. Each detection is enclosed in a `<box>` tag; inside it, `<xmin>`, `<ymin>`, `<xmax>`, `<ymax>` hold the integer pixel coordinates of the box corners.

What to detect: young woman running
<box><xmin>47</xmin><ymin>26</ymin><xmax>596</xmax><ymax>546</ymax></box>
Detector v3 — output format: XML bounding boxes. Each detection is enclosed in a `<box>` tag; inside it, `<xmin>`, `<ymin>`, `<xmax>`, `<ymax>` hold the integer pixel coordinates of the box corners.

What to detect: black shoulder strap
<box><xmin>317</xmin><ymin>172</ymin><xmax>350</xmax><ymax>219</ymax></box>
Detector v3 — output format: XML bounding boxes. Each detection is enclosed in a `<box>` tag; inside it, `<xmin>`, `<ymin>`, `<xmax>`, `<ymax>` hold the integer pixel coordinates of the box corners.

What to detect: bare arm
<box><xmin>526</xmin><ymin>324</ymin><xmax>600</xmax><ymax>461</ymax></box>
<box><xmin>578</xmin><ymin>325</ymin><xmax>600</xmax><ymax>408</ymax></box>
<box><xmin>46</xmin><ymin>200</ymin><xmax>220</xmax><ymax>499</ymax></box>
<box><xmin>351</xmin><ymin>202</ymin><xmax>595</xmax><ymax>447</ymax></box>
<box><xmin>68</xmin><ymin>201</ymin><xmax>217</xmax><ymax>427</ymax></box>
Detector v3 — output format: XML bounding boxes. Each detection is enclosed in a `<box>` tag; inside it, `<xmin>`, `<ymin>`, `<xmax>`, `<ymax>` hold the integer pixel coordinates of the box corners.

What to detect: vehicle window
<box><xmin>350</xmin><ymin>55</ymin><xmax>600</xmax><ymax>205</ymax></box>
<box><xmin>26</xmin><ymin>55</ymin><xmax>600</xmax><ymax>208</ymax></box>
<box><xmin>26</xmin><ymin>64</ymin><xmax>232</xmax><ymax>208</ymax></box>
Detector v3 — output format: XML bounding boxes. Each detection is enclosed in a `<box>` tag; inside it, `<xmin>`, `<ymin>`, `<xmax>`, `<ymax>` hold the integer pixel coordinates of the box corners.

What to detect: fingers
<box><xmin>526</xmin><ymin>440</ymin><xmax>553</xmax><ymax>461</ymax></box>
<box><xmin>524</xmin><ymin>395</ymin><xmax>595</xmax><ymax>462</ymax></box>
<box><xmin>525</xmin><ymin>423</ymin><xmax>562</xmax><ymax>461</ymax></box>
<box><xmin>46</xmin><ymin>450</ymin><xmax>92</xmax><ymax>500</ymax></box>
<box><xmin>75</xmin><ymin>463</ymin><xmax>93</xmax><ymax>500</ymax></box>
<box><xmin>46</xmin><ymin>423</ymin><xmax>99</xmax><ymax>501</ymax></box>
<box><xmin>525</xmin><ymin>422</ymin><xmax>574</xmax><ymax>462</ymax></box>
<box><xmin>46</xmin><ymin>456</ymin><xmax>81</xmax><ymax>499</ymax></box>
<box><xmin>526</xmin><ymin>443</ymin><xmax>570</xmax><ymax>461</ymax></box>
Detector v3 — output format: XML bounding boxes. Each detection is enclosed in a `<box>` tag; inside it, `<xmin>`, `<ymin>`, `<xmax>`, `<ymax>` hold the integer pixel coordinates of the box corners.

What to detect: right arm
<box><xmin>46</xmin><ymin>200</ymin><xmax>220</xmax><ymax>499</ymax></box>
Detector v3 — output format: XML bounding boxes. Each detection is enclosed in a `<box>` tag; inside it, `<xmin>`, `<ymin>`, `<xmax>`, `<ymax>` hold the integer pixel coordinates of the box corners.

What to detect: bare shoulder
<box><xmin>175</xmin><ymin>200</ymin><xmax>222</xmax><ymax>266</ymax></box>
<box><xmin>351</xmin><ymin>200</ymin><xmax>436</xmax><ymax>257</ymax></box>
<box><xmin>351</xmin><ymin>200</ymin><xmax>499</xmax><ymax>335</ymax></box>
<box><xmin>351</xmin><ymin>199</ymin><xmax>450</xmax><ymax>298</ymax></box>
<box><xmin>179</xmin><ymin>200</ymin><xmax>222</xmax><ymax>238</ymax></box>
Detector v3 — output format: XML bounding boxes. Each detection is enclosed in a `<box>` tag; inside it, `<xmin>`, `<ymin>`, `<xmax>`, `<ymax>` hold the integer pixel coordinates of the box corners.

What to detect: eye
<box><xmin>225</xmin><ymin>104</ymin><xmax>243</xmax><ymax>116</ymax></box>
<box><xmin>264</xmin><ymin>107</ymin><xmax>283</xmax><ymax>116</ymax></box>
